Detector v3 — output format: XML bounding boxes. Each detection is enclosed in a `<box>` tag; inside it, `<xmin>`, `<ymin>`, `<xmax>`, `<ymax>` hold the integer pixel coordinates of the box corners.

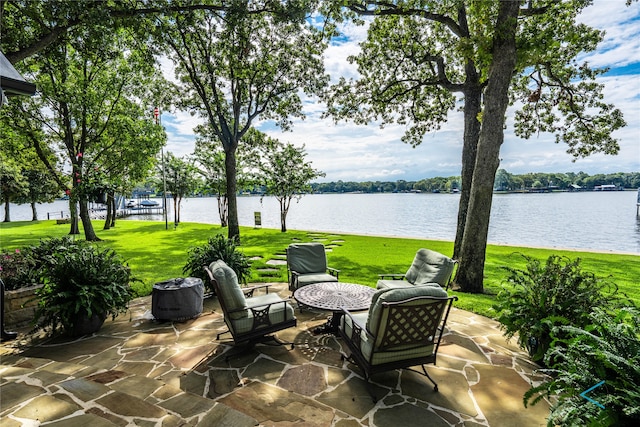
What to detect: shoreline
<box><xmin>2</xmin><ymin>218</ymin><xmax>639</xmax><ymax>256</ymax></box>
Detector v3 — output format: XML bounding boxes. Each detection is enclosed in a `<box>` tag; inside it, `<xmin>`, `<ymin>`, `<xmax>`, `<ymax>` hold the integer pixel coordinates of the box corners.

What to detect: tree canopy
<box><xmin>0</xmin><ymin>23</ymin><xmax>166</xmax><ymax>240</ymax></box>
<box><xmin>258</xmin><ymin>137</ymin><xmax>325</xmax><ymax>232</ymax></box>
<box><xmin>152</xmin><ymin>1</ymin><xmax>329</xmax><ymax>241</ymax></box>
<box><xmin>325</xmin><ymin>0</ymin><xmax>627</xmax><ymax>292</ymax></box>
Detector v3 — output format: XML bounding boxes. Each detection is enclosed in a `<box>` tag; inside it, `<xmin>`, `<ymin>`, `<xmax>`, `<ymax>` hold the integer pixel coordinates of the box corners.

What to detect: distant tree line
<box><xmin>309</xmin><ymin>171</ymin><xmax>640</xmax><ymax>194</ymax></box>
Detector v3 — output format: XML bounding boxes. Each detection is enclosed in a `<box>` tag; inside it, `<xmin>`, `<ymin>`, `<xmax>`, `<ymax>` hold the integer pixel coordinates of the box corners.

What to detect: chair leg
<box><xmin>420</xmin><ymin>365</ymin><xmax>439</xmax><ymax>392</ymax></box>
<box><xmin>340</xmin><ymin>353</ymin><xmax>379</xmax><ymax>403</ymax></box>
<box><xmin>255</xmin><ymin>334</ymin><xmax>295</xmax><ymax>350</ymax></box>
<box><xmin>364</xmin><ymin>378</ymin><xmax>379</xmax><ymax>403</ymax></box>
<box><xmin>217</xmin><ymin>329</ymin><xmax>231</xmax><ymax>340</ymax></box>
<box><xmin>223</xmin><ymin>335</ymin><xmax>294</xmax><ymax>361</ymax></box>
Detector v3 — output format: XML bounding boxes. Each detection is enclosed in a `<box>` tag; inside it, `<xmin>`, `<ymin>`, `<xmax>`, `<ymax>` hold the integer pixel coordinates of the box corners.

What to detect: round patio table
<box><xmin>293</xmin><ymin>282</ymin><xmax>376</xmax><ymax>334</ymax></box>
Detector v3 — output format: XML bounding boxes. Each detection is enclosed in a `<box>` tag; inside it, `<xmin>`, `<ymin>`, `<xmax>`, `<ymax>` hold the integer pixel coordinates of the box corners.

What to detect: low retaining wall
<box><xmin>3</xmin><ymin>285</ymin><xmax>42</xmax><ymax>328</ymax></box>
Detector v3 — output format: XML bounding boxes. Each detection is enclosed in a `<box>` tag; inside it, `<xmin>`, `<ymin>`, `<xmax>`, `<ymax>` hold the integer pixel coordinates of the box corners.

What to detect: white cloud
<box><xmin>162</xmin><ymin>3</ymin><xmax>640</xmax><ymax>181</ymax></box>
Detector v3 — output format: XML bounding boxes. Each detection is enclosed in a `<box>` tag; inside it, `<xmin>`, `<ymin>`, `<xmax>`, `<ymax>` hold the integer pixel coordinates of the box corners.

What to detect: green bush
<box><xmin>525</xmin><ymin>307</ymin><xmax>640</xmax><ymax>426</ymax></box>
<box><xmin>32</xmin><ymin>237</ymin><xmax>137</xmax><ymax>335</ymax></box>
<box><xmin>493</xmin><ymin>254</ymin><xmax>629</xmax><ymax>364</ymax></box>
<box><xmin>183</xmin><ymin>234</ymin><xmax>251</xmax><ymax>292</ymax></box>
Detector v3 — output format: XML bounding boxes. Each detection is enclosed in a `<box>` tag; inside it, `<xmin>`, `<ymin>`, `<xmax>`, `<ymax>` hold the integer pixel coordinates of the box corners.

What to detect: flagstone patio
<box><xmin>1</xmin><ymin>283</ymin><xmax>551</xmax><ymax>426</ymax></box>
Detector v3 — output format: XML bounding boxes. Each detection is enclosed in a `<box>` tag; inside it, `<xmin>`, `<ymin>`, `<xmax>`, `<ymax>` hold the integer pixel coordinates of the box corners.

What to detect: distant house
<box><xmin>569</xmin><ymin>183</ymin><xmax>582</xmax><ymax>191</ymax></box>
<box><xmin>594</xmin><ymin>184</ymin><xmax>618</xmax><ymax>191</ymax></box>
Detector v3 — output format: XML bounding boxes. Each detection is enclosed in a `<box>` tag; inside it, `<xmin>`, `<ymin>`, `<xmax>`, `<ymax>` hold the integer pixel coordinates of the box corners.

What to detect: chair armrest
<box><xmin>341</xmin><ymin>308</ymin><xmax>373</xmax><ymax>343</ymax></box>
<box><xmin>378</xmin><ymin>273</ymin><xmax>406</xmax><ymax>280</ymax></box>
<box><xmin>327</xmin><ymin>267</ymin><xmax>340</xmax><ymax>279</ymax></box>
<box><xmin>244</xmin><ymin>297</ymin><xmax>287</xmax><ymax>311</ymax></box>
<box><xmin>249</xmin><ymin>297</ymin><xmax>294</xmax><ymax>324</ymax></box>
<box><xmin>242</xmin><ymin>284</ymin><xmax>270</xmax><ymax>298</ymax></box>
<box><xmin>227</xmin><ymin>297</ymin><xmax>292</xmax><ymax>317</ymax></box>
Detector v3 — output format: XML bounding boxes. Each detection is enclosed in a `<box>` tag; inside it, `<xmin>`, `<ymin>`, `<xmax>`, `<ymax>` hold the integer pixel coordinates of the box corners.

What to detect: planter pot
<box><xmin>70</xmin><ymin>311</ymin><xmax>107</xmax><ymax>337</ymax></box>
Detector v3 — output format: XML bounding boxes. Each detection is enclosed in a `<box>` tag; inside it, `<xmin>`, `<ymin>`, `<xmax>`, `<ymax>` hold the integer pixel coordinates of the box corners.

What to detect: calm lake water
<box><xmin>4</xmin><ymin>191</ymin><xmax>640</xmax><ymax>254</ymax></box>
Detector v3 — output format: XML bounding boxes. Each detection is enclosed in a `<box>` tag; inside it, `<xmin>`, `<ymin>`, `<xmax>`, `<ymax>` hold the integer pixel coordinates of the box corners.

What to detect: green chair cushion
<box><xmin>296</xmin><ymin>273</ymin><xmax>338</xmax><ymax>288</ymax></box>
<box><xmin>287</xmin><ymin>243</ymin><xmax>328</xmax><ymax>274</ymax></box>
<box><xmin>376</xmin><ymin>279</ymin><xmax>410</xmax><ymax>290</ymax></box>
<box><xmin>228</xmin><ymin>293</ymin><xmax>295</xmax><ymax>334</ymax></box>
<box><xmin>404</xmin><ymin>248</ymin><xmax>455</xmax><ymax>286</ymax></box>
<box><xmin>209</xmin><ymin>260</ymin><xmax>248</xmax><ymax>320</ymax></box>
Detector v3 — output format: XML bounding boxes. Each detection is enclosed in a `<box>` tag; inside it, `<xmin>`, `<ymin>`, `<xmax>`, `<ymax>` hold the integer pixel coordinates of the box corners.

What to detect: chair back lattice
<box><xmin>375</xmin><ymin>298</ymin><xmax>448</xmax><ymax>351</ymax></box>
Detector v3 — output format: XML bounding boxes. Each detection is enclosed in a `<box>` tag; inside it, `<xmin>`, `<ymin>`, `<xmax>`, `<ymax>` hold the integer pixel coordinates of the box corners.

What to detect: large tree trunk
<box><xmin>177</xmin><ymin>195</ymin><xmax>182</xmax><ymax>223</ymax></box>
<box><xmin>453</xmin><ymin>4</ymin><xmax>482</xmax><ymax>261</ymax></box>
<box><xmin>103</xmin><ymin>193</ymin><xmax>115</xmax><ymax>230</ymax></box>
<box><xmin>110</xmin><ymin>195</ymin><xmax>116</xmax><ymax>227</ymax></box>
<box><xmin>279</xmin><ymin>197</ymin><xmax>289</xmax><ymax>232</ymax></box>
<box><xmin>79</xmin><ymin>198</ymin><xmax>100</xmax><ymax>241</ymax></box>
<box><xmin>3</xmin><ymin>200</ymin><xmax>9</xmax><ymax>222</ymax></box>
<box><xmin>173</xmin><ymin>196</ymin><xmax>179</xmax><ymax>226</ymax></box>
<box><xmin>225</xmin><ymin>149</ymin><xmax>240</xmax><ymax>241</ymax></box>
<box><xmin>455</xmin><ymin>0</ymin><xmax>520</xmax><ymax>293</ymax></box>
<box><xmin>454</xmin><ymin>83</ymin><xmax>482</xmax><ymax>260</ymax></box>
<box><xmin>68</xmin><ymin>199</ymin><xmax>80</xmax><ymax>235</ymax></box>
<box><xmin>217</xmin><ymin>194</ymin><xmax>228</xmax><ymax>227</ymax></box>
<box><xmin>30</xmin><ymin>202</ymin><xmax>38</xmax><ymax>221</ymax></box>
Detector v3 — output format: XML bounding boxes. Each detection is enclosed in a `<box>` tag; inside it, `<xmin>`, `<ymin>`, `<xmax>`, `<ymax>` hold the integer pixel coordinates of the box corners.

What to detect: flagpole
<box><xmin>154</xmin><ymin>107</ymin><xmax>168</xmax><ymax>230</ymax></box>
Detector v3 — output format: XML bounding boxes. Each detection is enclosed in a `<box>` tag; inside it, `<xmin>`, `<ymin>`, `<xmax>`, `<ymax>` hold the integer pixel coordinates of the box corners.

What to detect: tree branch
<box><xmin>346</xmin><ymin>1</ymin><xmax>463</xmax><ymax>36</ymax></box>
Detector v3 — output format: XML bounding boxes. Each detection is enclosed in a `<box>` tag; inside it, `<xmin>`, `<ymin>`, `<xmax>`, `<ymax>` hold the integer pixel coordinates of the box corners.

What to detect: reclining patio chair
<box><xmin>286</xmin><ymin>242</ymin><xmax>340</xmax><ymax>292</ymax></box>
<box><xmin>204</xmin><ymin>260</ymin><xmax>296</xmax><ymax>349</ymax></box>
<box><xmin>377</xmin><ymin>248</ymin><xmax>457</xmax><ymax>290</ymax></box>
<box><xmin>339</xmin><ymin>284</ymin><xmax>457</xmax><ymax>402</ymax></box>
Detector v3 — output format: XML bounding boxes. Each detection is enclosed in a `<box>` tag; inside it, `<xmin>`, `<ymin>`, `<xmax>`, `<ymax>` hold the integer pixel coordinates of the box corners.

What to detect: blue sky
<box><xmin>160</xmin><ymin>2</ymin><xmax>640</xmax><ymax>182</ymax></box>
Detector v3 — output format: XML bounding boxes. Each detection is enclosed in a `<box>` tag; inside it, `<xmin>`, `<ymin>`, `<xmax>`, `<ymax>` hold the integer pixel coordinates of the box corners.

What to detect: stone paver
<box><xmin>0</xmin><ymin>283</ymin><xmax>551</xmax><ymax>426</ymax></box>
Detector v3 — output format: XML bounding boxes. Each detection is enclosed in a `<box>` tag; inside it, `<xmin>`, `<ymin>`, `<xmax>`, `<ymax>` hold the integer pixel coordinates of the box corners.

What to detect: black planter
<box><xmin>70</xmin><ymin>311</ymin><xmax>106</xmax><ymax>337</ymax></box>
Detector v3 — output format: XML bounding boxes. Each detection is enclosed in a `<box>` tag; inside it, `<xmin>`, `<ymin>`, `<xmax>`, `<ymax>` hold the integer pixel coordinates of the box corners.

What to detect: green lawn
<box><xmin>1</xmin><ymin>219</ymin><xmax>638</xmax><ymax>318</ymax></box>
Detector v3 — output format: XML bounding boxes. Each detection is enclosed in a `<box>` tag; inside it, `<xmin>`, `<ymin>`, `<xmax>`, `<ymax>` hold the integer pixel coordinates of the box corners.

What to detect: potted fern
<box><xmin>32</xmin><ymin>237</ymin><xmax>136</xmax><ymax>336</ymax></box>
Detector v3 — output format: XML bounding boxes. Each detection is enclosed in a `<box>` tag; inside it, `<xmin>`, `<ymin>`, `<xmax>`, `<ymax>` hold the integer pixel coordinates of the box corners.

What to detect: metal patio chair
<box><xmin>286</xmin><ymin>242</ymin><xmax>340</xmax><ymax>292</ymax></box>
<box><xmin>339</xmin><ymin>284</ymin><xmax>457</xmax><ymax>402</ymax></box>
<box><xmin>204</xmin><ymin>260</ymin><xmax>296</xmax><ymax>349</ymax></box>
<box><xmin>377</xmin><ymin>248</ymin><xmax>457</xmax><ymax>290</ymax></box>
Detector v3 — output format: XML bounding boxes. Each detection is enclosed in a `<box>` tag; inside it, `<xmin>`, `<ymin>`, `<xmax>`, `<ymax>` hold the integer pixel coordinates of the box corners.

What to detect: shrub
<box><xmin>493</xmin><ymin>254</ymin><xmax>629</xmax><ymax>364</ymax></box>
<box><xmin>32</xmin><ymin>237</ymin><xmax>137</xmax><ymax>335</ymax></box>
<box><xmin>525</xmin><ymin>307</ymin><xmax>640</xmax><ymax>426</ymax></box>
<box><xmin>183</xmin><ymin>234</ymin><xmax>251</xmax><ymax>292</ymax></box>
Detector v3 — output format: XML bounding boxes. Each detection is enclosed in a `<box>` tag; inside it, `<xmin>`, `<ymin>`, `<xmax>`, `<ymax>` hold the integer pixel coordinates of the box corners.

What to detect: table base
<box><xmin>311</xmin><ymin>313</ymin><xmax>343</xmax><ymax>335</ymax></box>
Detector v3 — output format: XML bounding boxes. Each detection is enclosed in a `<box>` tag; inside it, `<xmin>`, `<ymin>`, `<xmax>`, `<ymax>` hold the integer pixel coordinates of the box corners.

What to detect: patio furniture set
<box><xmin>203</xmin><ymin>242</ymin><xmax>459</xmax><ymax>402</ymax></box>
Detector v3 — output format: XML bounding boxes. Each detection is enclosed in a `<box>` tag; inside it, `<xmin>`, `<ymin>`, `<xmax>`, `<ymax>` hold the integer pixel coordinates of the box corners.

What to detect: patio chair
<box><xmin>286</xmin><ymin>242</ymin><xmax>340</xmax><ymax>292</ymax></box>
<box><xmin>204</xmin><ymin>260</ymin><xmax>296</xmax><ymax>349</ymax></box>
<box><xmin>338</xmin><ymin>284</ymin><xmax>457</xmax><ymax>402</ymax></box>
<box><xmin>377</xmin><ymin>248</ymin><xmax>457</xmax><ymax>290</ymax></box>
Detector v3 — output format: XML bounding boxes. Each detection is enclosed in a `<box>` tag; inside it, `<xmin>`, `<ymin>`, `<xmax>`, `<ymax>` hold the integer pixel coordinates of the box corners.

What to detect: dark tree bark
<box><xmin>68</xmin><ymin>200</ymin><xmax>80</xmax><ymax>235</ymax></box>
<box><xmin>103</xmin><ymin>193</ymin><xmax>113</xmax><ymax>230</ymax></box>
<box><xmin>453</xmin><ymin>84</ymin><xmax>482</xmax><ymax>260</ymax></box>
<box><xmin>455</xmin><ymin>0</ymin><xmax>520</xmax><ymax>293</ymax></box>
<box><xmin>453</xmin><ymin>5</ymin><xmax>483</xmax><ymax>261</ymax></box>
<box><xmin>79</xmin><ymin>199</ymin><xmax>100</xmax><ymax>241</ymax></box>
<box><xmin>3</xmin><ymin>201</ymin><xmax>9</xmax><ymax>223</ymax></box>
<box><xmin>225</xmin><ymin>149</ymin><xmax>240</xmax><ymax>240</ymax></box>
<box><xmin>110</xmin><ymin>195</ymin><xmax>116</xmax><ymax>228</ymax></box>
<box><xmin>30</xmin><ymin>202</ymin><xmax>38</xmax><ymax>221</ymax></box>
